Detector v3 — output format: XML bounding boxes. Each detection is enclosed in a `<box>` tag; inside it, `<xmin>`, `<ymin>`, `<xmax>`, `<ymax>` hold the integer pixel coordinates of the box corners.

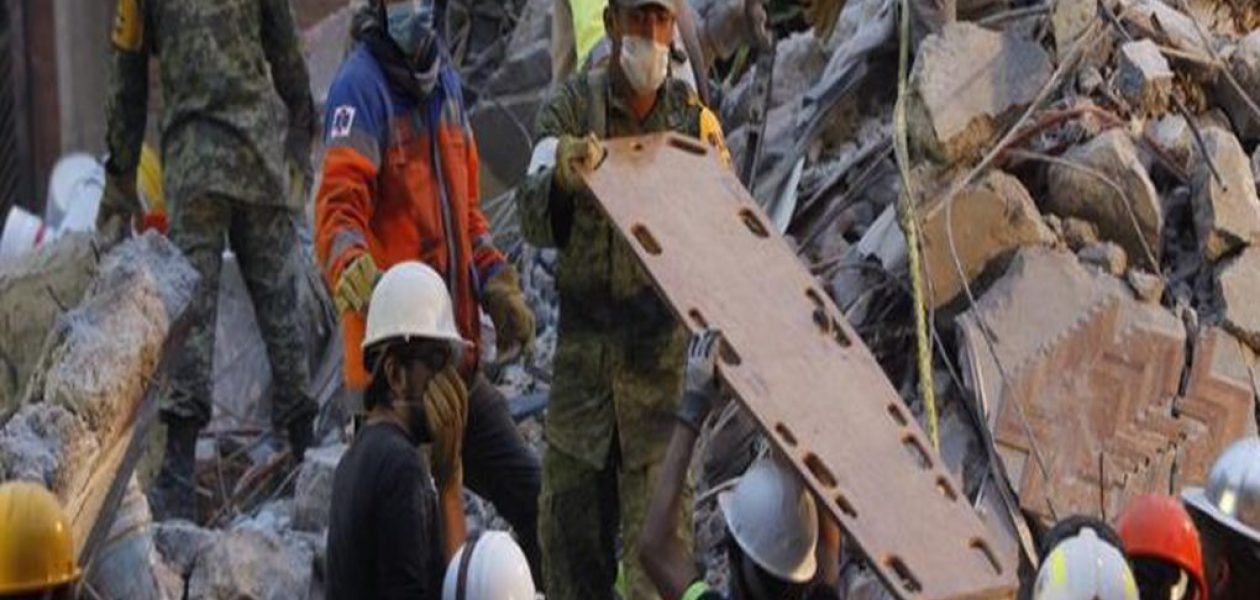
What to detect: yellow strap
<box><xmin>112</xmin><ymin>0</ymin><xmax>144</xmax><ymax>52</ymax></box>
<box><xmin>680</xmin><ymin>581</ymin><xmax>711</xmax><ymax>600</ymax></box>
<box><xmin>697</xmin><ymin>105</ymin><xmax>732</xmax><ymax>167</ymax></box>
<box><xmin>573</xmin><ymin>0</ymin><xmax>608</xmax><ymax>67</ymax></box>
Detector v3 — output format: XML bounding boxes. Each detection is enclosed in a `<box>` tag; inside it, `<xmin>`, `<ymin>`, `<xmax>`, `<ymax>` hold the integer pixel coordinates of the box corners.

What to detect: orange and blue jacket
<box><xmin>315</xmin><ymin>44</ymin><xmax>504</xmax><ymax>389</ymax></box>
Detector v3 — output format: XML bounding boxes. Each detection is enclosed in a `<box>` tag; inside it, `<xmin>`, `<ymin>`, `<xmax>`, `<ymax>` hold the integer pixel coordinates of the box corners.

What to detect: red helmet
<box><xmin>1117</xmin><ymin>494</ymin><xmax>1207</xmax><ymax>600</ymax></box>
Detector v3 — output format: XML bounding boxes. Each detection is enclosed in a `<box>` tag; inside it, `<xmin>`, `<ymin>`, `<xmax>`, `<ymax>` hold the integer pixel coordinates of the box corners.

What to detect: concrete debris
<box><xmin>908</xmin><ymin>22</ymin><xmax>1053</xmax><ymax>163</ymax></box>
<box><xmin>1045</xmin><ymin>129</ymin><xmax>1163</xmax><ymax>270</ymax></box>
<box><xmin>187</xmin><ymin>528</ymin><xmax>314</xmax><ymax>600</ymax></box>
<box><xmin>1127</xmin><ymin>269</ymin><xmax>1166</xmax><ymax>303</ymax></box>
<box><xmin>1192</xmin><ymin>127</ymin><xmax>1260</xmax><ymax>262</ymax></box>
<box><xmin>919</xmin><ymin>170</ymin><xmax>1055</xmax><ymax>309</ymax></box>
<box><xmin>0</xmin><ymin>232</ymin><xmax>97</xmax><ymax>411</ymax></box>
<box><xmin>1218</xmin><ymin>246</ymin><xmax>1260</xmax><ymax>352</ymax></box>
<box><xmin>154</xmin><ymin>520</ymin><xmax>219</xmax><ymax>577</ymax></box>
<box><xmin>0</xmin><ymin>402</ymin><xmax>95</xmax><ymax>493</ymax></box>
<box><xmin>1061</xmin><ymin>217</ymin><xmax>1101</xmax><ymax>251</ymax></box>
<box><xmin>1218</xmin><ymin>30</ymin><xmax>1260</xmax><ymax>142</ymax></box>
<box><xmin>86</xmin><ymin>477</ymin><xmax>171</xmax><ymax>600</ymax></box>
<box><xmin>1146</xmin><ymin>114</ymin><xmax>1196</xmax><ymax>174</ymax></box>
<box><xmin>1078</xmin><ymin>241</ymin><xmax>1128</xmax><ymax>276</ymax></box>
<box><xmin>293</xmin><ymin>443</ymin><xmax>345</xmax><ymax>533</ymax></box>
<box><xmin>959</xmin><ymin>248</ymin><xmax>1255</xmax><ymax>524</ymax></box>
<box><xmin>1127</xmin><ymin>0</ymin><xmax>1213</xmax><ymax>62</ymax></box>
<box><xmin>1116</xmin><ymin>39</ymin><xmax>1174</xmax><ymax>115</ymax></box>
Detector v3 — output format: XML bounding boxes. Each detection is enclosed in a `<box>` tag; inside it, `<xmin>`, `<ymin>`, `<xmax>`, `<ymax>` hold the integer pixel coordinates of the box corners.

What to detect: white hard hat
<box><xmin>363</xmin><ymin>261</ymin><xmax>470</xmax><ymax>357</ymax></box>
<box><xmin>1033</xmin><ymin>527</ymin><xmax>1138</xmax><ymax>600</ymax></box>
<box><xmin>718</xmin><ymin>455</ymin><xmax>818</xmax><ymax>583</ymax></box>
<box><xmin>1182</xmin><ymin>436</ymin><xmax>1260</xmax><ymax>545</ymax></box>
<box><xmin>442</xmin><ymin>531</ymin><xmax>536</xmax><ymax>600</ymax></box>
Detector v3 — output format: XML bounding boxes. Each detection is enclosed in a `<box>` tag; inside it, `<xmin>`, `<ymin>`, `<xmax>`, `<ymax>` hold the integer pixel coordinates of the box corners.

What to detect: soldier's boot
<box><xmin>286</xmin><ymin>413</ymin><xmax>315</xmax><ymax>463</ymax></box>
<box><xmin>149</xmin><ymin>418</ymin><xmax>199</xmax><ymax>522</ymax></box>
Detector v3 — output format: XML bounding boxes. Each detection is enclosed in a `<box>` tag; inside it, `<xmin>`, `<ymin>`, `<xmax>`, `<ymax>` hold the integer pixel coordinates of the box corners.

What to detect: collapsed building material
<box><xmin>1078</xmin><ymin>242</ymin><xmax>1128</xmax><ymax>276</ymax></box>
<box><xmin>958</xmin><ymin>247</ymin><xmax>1256</xmax><ymax>525</ymax></box>
<box><xmin>186</xmin><ymin>528</ymin><xmax>315</xmax><ymax>600</ymax></box>
<box><xmin>907</xmin><ymin>22</ymin><xmax>1053</xmax><ymax>164</ymax></box>
<box><xmin>3</xmin><ymin>232</ymin><xmax>197</xmax><ymax>568</ymax></box>
<box><xmin>1044</xmin><ymin>129</ymin><xmax>1163</xmax><ymax>270</ymax></box>
<box><xmin>1192</xmin><ymin>127</ymin><xmax>1260</xmax><ymax>262</ymax></box>
<box><xmin>1218</xmin><ymin>246</ymin><xmax>1260</xmax><ymax>352</ymax></box>
<box><xmin>293</xmin><ymin>443</ymin><xmax>345</xmax><ymax>533</ymax></box>
<box><xmin>85</xmin><ymin>477</ymin><xmax>174</xmax><ymax>600</ymax></box>
<box><xmin>1146</xmin><ymin>115</ymin><xmax>1196</xmax><ymax>174</ymax></box>
<box><xmin>584</xmin><ymin>134</ymin><xmax>1016</xmax><ymax>600</ymax></box>
<box><xmin>0</xmin><ymin>232</ymin><xmax>97</xmax><ymax>412</ymax></box>
<box><xmin>1115</xmin><ymin>39</ymin><xmax>1174</xmax><ymax>115</ymax></box>
<box><xmin>154</xmin><ymin>520</ymin><xmax>219</xmax><ymax>577</ymax></box>
<box><xmin>1217</xmin><ymin>31</ymin><xmax>1260</xmax><ymax>142</ymax></box>
<box><xmin>919</xmin><ymin>170</ymin><xmax>1055</xmax><ymax>309</ymax></box>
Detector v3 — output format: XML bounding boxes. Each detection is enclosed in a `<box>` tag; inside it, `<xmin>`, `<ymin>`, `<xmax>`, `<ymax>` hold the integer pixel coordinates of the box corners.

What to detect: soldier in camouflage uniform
<box><xmin>516</xmin><ymin>0</ymin><xmax>728</xmax><ymax>596</ymax></box>
<box><xmin>100</xmin><ymin>0</ymin><xmax>319</xmax><ymax>520</ymax></box>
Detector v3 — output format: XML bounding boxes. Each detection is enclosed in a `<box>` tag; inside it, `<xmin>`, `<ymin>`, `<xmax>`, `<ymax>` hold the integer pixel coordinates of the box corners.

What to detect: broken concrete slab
<box><xmin>919</xmin><ymin>170</ymin><xmax>1055</xmax><ymax>309</ymax></box>
<box><xmin>1045</xmin><ymin>129</ymin><xmax>1163</xmax><ymax>270</ymax></box>
<box><xmin>1218</xmin><ymin>246</ymin><xmax>1260</xmax><ymax>352</ymax></box>
<box><xmin>958</xmin><ymin>247</ymin><xmax>1255</xmax><ymax>524</ymax></box>
<box><xmin>1079</xmin><ymin>241</ymin><xmax>1128</xmax><ymax>276</ymax></box>
<box><xmin>908</xmin><ymin>22</ymin><xmax>1053</xmax><ymax>164</ymax></box>
<box><xmin>1192</xmin><ymin>127</ymin><xmax>1260</xmax><ymax>261</ymax></box>
<box><xmin>1146</xmin><ymin>114</ymin><xmax>1196</xmax><ymax>174</ymax></box>
<box><xmin>293</xmin><ymin>442</ymin><xmax>345</xmax><ymax>533</ymax></box>
<box><xmin>1126</xmin><ymin>1</ymin><xmax>1213</xmax><ymax>63</ymax></box>
<box><xmin>187</xmin><ymin>528</ymin><xmax>314</xmax><ymax>600</ymax></box>
<box><xmin>1127</xmin><ymin>269</ymin><xmax>1165</xmax><ymax>303</ymax></box>
<box><xmin>154</xmin><ymin>520</ymin><xmax>219</xmax><ymax>577</ymax></box>
<box><xmin>1116</xmin><ymin>39</ymin><xmax>1174</xmax><ymax>115</ymax></box>
<box><xmin>0</xmin><ymin>232</ymin><xmax>97</xmax><ymax>412</ymax></box>
<box><xmin>1217</xmin><ymin>30</ymin><xmax>1260</xmax><ymax>143</ymax></box>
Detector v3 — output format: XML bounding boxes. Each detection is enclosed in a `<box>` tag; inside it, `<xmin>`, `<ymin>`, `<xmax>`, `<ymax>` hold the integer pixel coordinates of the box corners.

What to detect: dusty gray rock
<box><xmin>1062</xmin><ymin>217</ymin><xmax>1101</xmax><ymax>251</ymax></box>
<box><xmin>1116</xmin><ymin>40</ymin><xmax>1173</xmax><ymax>115</ymax></box>
<box><xmin>0</xmin><ymin>403</ymin><xmax>95</xmax><ymax>493</ymax></box>
<box><xmin>85</xmin><ymin>478</ymin><xmax>167</xmax><ymax>600</ymax></box>
<box><xmin>1079</xmin><ymin>242</ymin><xmax>1128</xmax><ymax>276</ymax></box>
<box><xmin>1192</xmin><ymin>127</ymin><xmax>1260</xmax><ymax>262</ymax></box>
<box><xmin>1127</xmin><ymin>269</ymin><xmax>1165</xmax><ymax>304</ymax></box>
<box><xmin>187</xmin><ymin>528</ymin><xmax>313</xmax><ymax>600</ymax></box>
<box><xmin>0</xmin><ymin>232</ymin><xmax>97</xmax><ymax>411</ymax></box>
<box><xmin>154</xmin><ymin>520</ymin><xmax>219</xmax><ymax>576</ymax></box>
<box><xmin>1218</xmin><ymin>31</ymin><xmax>1260</xmax><ymax>143</ymax></box>
<box><xmin>1147</xmin><ymin>114</ymin><xmax>1195</xmax><ymax>173</ymax></box>
<box><xmin>1045</xmin><ymin>129</ymin><xmax>1163</xmax><ymax>270</ymax></box>
<box><xmin>919</xmin><ymin>170</ymin><xmax>1055</xmax><ymax>309</ymax></box>
<box><xmin>1053</xmin><ymin>0</ymin><xmax>1095</xmax><ymax>60</ymax></box>
<box><xmin>908</xmin><ymin>22</ymin><xmax>1053</xmax><ymax>163</ymax></box>
<box><xmin>293</xmin><ymin>443</ymin><xmax>345</xmax><ymax>533</ymax></box>
<box><xmin>1219</xmin><ymin>246</ymin><xmax>1260</xmax><ymax>352</ymax></box>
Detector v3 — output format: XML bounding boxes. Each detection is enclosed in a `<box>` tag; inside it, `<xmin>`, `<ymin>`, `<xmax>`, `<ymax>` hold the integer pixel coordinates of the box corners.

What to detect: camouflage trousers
<box><xmin>540</xmin><ymin>444</ymin><xmax>693</xmax><ymax>600</ymax></box>
<box><xmin>165</xmin><ymin>193</ymin><xmax>316</xmax><ymax>432</ymax></box>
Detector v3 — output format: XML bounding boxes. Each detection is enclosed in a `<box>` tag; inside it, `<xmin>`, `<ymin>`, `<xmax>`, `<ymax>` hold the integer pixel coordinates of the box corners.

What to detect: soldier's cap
<box><xmin>610</xmin><ymin>0</ymin><xmax>679</xmax><ymax>15</ymax></box>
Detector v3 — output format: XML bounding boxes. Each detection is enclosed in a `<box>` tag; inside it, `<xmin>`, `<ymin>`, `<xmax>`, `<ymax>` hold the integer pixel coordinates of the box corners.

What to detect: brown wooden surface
<box><xmin>583</xmin><ymin>134</ymin><xmax>1016</xmax><ymax>600</ymax></box>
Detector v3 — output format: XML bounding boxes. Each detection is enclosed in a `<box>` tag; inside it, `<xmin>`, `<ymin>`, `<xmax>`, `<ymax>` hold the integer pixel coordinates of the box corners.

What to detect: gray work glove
<box><xmin>678</xmin><ymin>328</ymin><xmax>723</xmax><ymax>432</ymax></box>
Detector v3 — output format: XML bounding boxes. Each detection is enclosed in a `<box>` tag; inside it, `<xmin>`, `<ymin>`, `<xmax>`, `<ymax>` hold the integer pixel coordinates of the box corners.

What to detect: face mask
<box><xmin>619</xmin><ymin>35</ymin><xmax>669</xmax><ymax>95</ymax></box>
<box><xmin>385</xmin><ymin>2</ymin><xmax>434</xmax><ymax>58</ymax></box>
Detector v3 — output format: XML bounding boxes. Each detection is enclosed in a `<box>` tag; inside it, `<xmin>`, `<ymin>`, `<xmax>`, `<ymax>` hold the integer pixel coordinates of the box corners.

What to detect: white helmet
<box><xmin>718</xmin><ymin>455</ymin><xmax>818</xmax><ymax>583</ymax></box>
<box><xmin>442</xmin><ymin>531</ymin><xmax>536</xmax><ymax>600</ymax></box>
<box><xmin>363</xmin><ymin>262</ymin><xmax>469</xmax><ymax>360</ymax></box>
<box><xmin>1033</xmin><ymin>527</ymin><xmax>1138</xmax><ymax>600</ymax></box>
<box><xmin>1182</xmin><ymin>436</ymin><xmax>1260</xmax><ymax>545</ymax></box>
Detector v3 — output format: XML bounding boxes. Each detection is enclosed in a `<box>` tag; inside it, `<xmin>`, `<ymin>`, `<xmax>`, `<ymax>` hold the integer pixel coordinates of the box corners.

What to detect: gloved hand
<box><xmin>96</xmin><ymin>172</ymin><xmax>141</xmax><ymax>244</ymax></box>
<box><xmin>482</xmin><ymin>266</ymin><xmax>536</xmax><ymax>357</ymax></box>
<box><xmin>424</xmin><ymin>367</ymin><xmax>469</xmax><ymax>486</ymax></box>
<box><xmin>334</xmin><ymin>254</ymin><xmax>379</xmax><ymax>315</ymax></box>
<box><xmin>678</xmin><ymin>328</ymin><xmax>723</xmax><ymax>432</ymax></box>
<box><xmin>554</xmin><ymin>133</ymin><xmax>602</xmax><ymax>195</ymax></box>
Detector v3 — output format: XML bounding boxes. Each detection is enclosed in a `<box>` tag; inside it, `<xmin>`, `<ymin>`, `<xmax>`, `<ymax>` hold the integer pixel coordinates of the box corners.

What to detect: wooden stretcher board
<box><xmin>582</xmin><ymin>133</ymin><xmax>1017</xmax><ymax>600</ymax></box>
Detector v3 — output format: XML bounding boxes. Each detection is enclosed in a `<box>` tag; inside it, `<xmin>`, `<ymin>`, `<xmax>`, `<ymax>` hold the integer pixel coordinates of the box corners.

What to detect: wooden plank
<box><xmin>583</xmin><ymin>134</ymin><xmax>1017</xmax><ymax>600</ymax></box>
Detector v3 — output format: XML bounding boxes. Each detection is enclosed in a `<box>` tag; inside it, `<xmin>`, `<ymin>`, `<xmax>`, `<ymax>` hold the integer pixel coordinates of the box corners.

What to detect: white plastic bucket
<box><xmin>46</xmin><ymin>153</ymin><xmax>104</xmax><ymax>233</ymax></box>
<box><xmin>0</xmin><ymin>207</ymin><xmax>48</xmax><ymax>267</ymax></box>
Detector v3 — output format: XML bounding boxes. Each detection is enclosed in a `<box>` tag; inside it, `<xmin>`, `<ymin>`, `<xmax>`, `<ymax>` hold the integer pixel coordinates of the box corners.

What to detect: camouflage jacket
<box><xmin>517</xmin><ymin>69</ymin><xmax>728</xmax><ymax>470</ymax></box>
<box><xmin>105</xmin><ymin>0</ymin><xmax>316</xmax><ymax>207</ymax></box>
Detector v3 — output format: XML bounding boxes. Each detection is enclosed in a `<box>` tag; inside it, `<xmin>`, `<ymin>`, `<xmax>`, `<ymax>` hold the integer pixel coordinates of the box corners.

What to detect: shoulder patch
<box><xmin>112</xmin><ymin>0</ymin><xmax>144</xmax><ymax>52</ymax></box>
<box><xmin>330</xmin><ymin>106</ymin><xmax>357</xmax><ymax>139</ymax></box>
